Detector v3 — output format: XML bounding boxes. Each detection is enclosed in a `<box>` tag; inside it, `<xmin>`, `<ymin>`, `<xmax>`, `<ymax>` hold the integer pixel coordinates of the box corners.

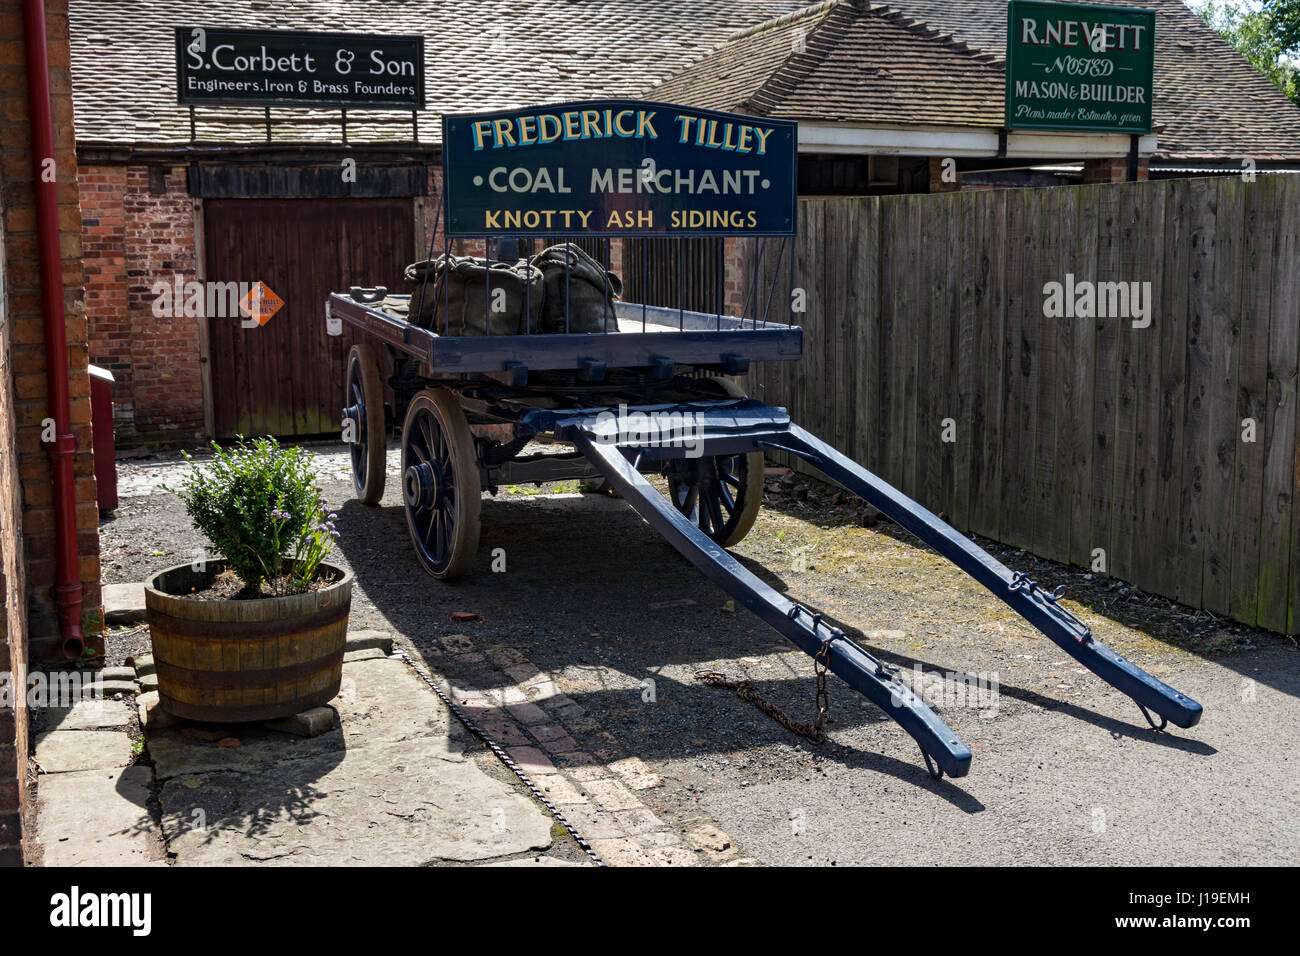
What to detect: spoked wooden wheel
<box><xmin>344</xmin><ymin>344</ymin><xmax>387</xmax><ymax>505</ymax></box>
<box><xmin>666</xmin><ymin>451</ymin><xmax>764</xmax><ymax>547</ymax></box>
<box><xmin>400</xmin><ymin>388</ymin><xmax>481</xmax><ymax>579</ymax></box>
<box><xmin>665</xmin><ymin>377</ymin><xmax>764</xmax><ymax>548</ymax></box>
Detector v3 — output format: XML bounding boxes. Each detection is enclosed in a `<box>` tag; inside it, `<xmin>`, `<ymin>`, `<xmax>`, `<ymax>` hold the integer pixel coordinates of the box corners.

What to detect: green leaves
<box><xmin>1201</xmin><ymin>0</ymin><xmax>1300</xmax><ymax>105</ymax></box>
<box><xmin>167</xmin><ymin>436</ymin><xmax>327</xmax><ymax>591</ymax></box>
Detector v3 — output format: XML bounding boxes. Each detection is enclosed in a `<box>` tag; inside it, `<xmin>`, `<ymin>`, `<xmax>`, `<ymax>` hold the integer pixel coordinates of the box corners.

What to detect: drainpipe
<box><xmin>23</xmin><ymin>0</ymin><xmax>85</xmax><ymax>660</ymax></box>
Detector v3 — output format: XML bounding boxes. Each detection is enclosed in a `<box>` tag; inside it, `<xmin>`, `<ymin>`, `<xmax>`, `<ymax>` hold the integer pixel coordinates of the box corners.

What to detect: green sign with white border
<box><xmin>1006</xmin><ymin>1</ymin><xmax>1155</xmax><ymax>134</ymax></box>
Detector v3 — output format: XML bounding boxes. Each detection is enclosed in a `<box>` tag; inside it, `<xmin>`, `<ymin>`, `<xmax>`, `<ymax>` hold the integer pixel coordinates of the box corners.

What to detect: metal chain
<box><xmin>697</xmin><ymin>637</ymin><xmax>833</xmax><ymax>745</ymax></box>
<box><xmin>394</xmin><ymin>648</ymin><xmax>605</xmax><ymax>867</ymax></box>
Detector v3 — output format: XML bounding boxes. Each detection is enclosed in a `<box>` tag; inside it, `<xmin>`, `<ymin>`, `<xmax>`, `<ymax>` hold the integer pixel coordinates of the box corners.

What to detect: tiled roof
<box><xmin>68</xmin><ymin>0</ymin><xmax>806</xmax><ymax>148</ymax></box>
<box><xmin>877</xmin><ymin>0</ymin><xmax>1300</xmax><ymax>160</ymax></box>
<box><xmin>650</xmin><ymin>1</ymin><xmax>1006</xmax><ymax>128</ymax></box>
<box><xmin>654</xmin><ymin>0</ymin><xmax>1300</xmax><ymax>161</ymax></box>
<box><xmin>68</xmin><ymin>0</ymin><xmax>1300</xmax><ymax>161</ymax></box>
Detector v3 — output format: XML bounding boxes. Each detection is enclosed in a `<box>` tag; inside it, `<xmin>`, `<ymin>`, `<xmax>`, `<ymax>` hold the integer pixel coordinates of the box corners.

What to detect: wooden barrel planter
<box><xmin>144</xmin><ymin>560</ymin><xmax>353</xmax><ymax>723</ymax></box>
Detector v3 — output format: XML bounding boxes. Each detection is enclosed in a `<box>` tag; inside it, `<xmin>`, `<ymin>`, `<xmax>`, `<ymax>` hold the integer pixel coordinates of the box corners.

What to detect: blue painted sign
<box><xmin>441</xmin><ymin>100</ymin><xmax>797</xmax><ymax>237</ymax></box>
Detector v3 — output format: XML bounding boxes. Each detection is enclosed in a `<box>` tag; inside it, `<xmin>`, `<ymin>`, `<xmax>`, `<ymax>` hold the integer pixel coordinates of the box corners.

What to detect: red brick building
<box><xmin>1</xmin><ymin>0</ymin><xmax>102</xmax><ymax>865</ymax></box>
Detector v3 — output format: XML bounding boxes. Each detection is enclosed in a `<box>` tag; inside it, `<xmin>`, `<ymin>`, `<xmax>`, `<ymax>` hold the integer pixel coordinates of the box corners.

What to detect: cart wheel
<box><xmin>400</xmin><ymin>388</ymin><xmax>481</xmax><ymax>579</ymax></box>
<box><xmin>344</xmin><ymin>344</ymin><xmax>387</xmax><ymax>505</ymax></box>
<box><xmin>666</xmin><ymin>377</ymin><xmax>764</xmax><ymax>547</ymax></box>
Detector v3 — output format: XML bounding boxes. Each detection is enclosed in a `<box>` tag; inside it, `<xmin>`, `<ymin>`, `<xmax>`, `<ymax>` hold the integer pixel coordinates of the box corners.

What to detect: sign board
<box><xmin>441</xmin><ymin>100</ymin><xmax>798</xmax><ymax>237</ymax></box>
<box><xmin>175</xmin><ymin>27</ymin><xmax>425</xmax><ymax>109</ymax></box>
<box><xmin>1005</xmin><ymin>1</ymin><xmax>1155</xmax><ymax>134</ymax></box>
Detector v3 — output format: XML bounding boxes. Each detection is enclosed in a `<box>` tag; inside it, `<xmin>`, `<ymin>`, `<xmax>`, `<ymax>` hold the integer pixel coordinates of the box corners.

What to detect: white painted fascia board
<box><xmin>797</xmin><ymin>122</ymin><xmax>1157</xmax><ymax>159</ymax></box>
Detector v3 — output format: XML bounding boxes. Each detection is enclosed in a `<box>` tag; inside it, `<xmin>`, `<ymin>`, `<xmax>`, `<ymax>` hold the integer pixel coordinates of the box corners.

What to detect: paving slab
<box><xmin>37</xmin><ymin>766</ymin><xmax>166</xmax><ymax>866</ymax></box>
<box><xmin>35</xmin><ymin>730</ymin><xmax>135</xmax><ymax>773</ymax></box>
<box><xmin>147</xmin><ymin>656</ymin><xmax>457</xmax><ymax>780</ymax></box>
<box><xmin>38</xmin><ymin>699</ymin><xmax>133</xmax><ymax>731</ymax></box>
<box><xmin>161</xmin><ymin>739</ymin><xmax>553</xmax><ymax>865</ymax></box>
<box><xmin>103</xmin><ymin>582</ymin><xmax>147</xmax><ymax>625</ymax></box>
<box><xmin>344</xmin><ymin>629</ymin><xmax>394</xmax><ymax>654</ymax></box>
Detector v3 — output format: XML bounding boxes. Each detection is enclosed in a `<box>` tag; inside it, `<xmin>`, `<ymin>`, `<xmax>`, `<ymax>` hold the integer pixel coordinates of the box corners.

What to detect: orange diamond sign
<box><xmin>239</xmin><ymin>281</ymin><xmax>284</xmax><ymax>326</ymax></box>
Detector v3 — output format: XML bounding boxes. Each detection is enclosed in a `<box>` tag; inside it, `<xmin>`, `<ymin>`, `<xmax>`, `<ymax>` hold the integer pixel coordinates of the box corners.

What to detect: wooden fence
<box><xmin>745</xmin><ymin>175</ymin><xmax>1300</xmax><ymax>634</ymax></box>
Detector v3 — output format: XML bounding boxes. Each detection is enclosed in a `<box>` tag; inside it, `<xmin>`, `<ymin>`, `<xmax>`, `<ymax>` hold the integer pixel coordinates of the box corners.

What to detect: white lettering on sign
<box><xmin>1018</xmin><ymin>17</ymin><xmax>1147</xmax><ymax>51</ymax></box>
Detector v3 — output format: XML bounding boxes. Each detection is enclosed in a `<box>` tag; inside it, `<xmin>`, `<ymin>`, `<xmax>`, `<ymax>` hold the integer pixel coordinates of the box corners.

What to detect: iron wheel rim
<box><xmin>403</xmin><ymin>403</ymin><xmax>459</xmax><ymax>574</ymax></box>
<box><xmin>346</xmin><ymin>356</ymin><xmax>369</xmax><ymax>495</ymax></box>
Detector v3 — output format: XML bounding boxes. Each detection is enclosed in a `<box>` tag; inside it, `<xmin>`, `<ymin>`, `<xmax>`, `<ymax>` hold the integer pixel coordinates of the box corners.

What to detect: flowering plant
<box><xmin>165</xmin><ymin>436</ymin><xmax>340</xmax><ymax>594</ymax></box>
<box><xmin>269</xmin><ymin>495</ymin><xmax>339</xmax><ymax>595</ymax></box>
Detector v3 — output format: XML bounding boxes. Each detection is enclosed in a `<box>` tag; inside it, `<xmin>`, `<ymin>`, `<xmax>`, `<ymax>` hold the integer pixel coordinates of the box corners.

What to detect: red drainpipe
<box><xmin>23</xmin><ymin>0</ymin><xmax>85</xmax><ymax>660</ymax></box>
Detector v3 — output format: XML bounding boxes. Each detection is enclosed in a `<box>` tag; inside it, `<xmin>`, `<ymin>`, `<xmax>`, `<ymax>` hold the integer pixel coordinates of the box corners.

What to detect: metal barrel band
<box><xmin>393</xmin><ymin>648</ymin><xmax>605</xmax><ymax>867</ymax></box>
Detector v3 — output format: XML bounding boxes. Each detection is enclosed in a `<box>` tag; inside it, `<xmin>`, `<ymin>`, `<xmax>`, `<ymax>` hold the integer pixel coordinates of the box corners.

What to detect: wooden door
<box><xmin>204</xmin><ymin>198</ymin><xmax>414</xmax><ymax>437</ymax></box>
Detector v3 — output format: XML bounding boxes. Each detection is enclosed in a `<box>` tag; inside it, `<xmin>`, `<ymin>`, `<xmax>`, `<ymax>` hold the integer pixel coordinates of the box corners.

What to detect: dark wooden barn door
<box><xmin>204</xmin><ymin>198</ymin><xmax>414</xmax><ymax>437</ymax></box>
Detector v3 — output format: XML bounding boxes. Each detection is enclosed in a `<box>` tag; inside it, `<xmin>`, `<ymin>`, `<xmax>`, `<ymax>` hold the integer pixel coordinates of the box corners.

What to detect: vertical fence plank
<box><xmin>853</xmin><ymin>198</ymin><xmax>880</xmax><ymax>471</ymax></box>
<box><xmin>1229</xmin><ymin>178</ymin><xmax>1274</xmax><ymax>624</ymax></box>
<box><xmin>902</xmin><ymin>194</ymin><xmax>923</xmax><ymax>497</ymax></box>
<box><xmin>935</xmin><ymin>193</ymin><xmax>960</xmax><ymax>518</ymax></box>
<box><xmin>1032</xmin><ymin>186</ymin><xmax>1066</xmax><ymax>562</ymax></box>
<box><xmin>974</xmin><ymin>189</ymin><xmax>1008</xmax><ymax>541</ymax></box>
<box><xmin>1130</xmin><ymin>180</ymin><xmax>1168</xmax><ymax>596</ymax></box>
<box><xmin>1109</xmin><ymin>183</ymin><xmax>1143</xmax><ymax>582</ymax></box>
<box><xmin>828</xmin><ymin>199</ymin><xmax>857</xmax><ymax>458</ymax></box>
<box><xmin>808</xmin><ymin>201</ymin><xmax>829</xmax><ymax>445</ymax></box>
<box><xmin>1091</xmin><ymin>183</ymin><xmax>1122</xmax><ymax>583</ymax></box>
<box><xmin>1000</xmin><ymin>187</ymin><xmax>1036</xmax><ymax>549</ymax></box>
<box><xmin>1261</xmin><ymin>176</ymin><xmax>1300</xmax><ymax>632</ymax></box>
<box><xmin>1179</xmin><ymin>177</ymin><xmax>1219</xmax><ymax>607</ymax></box>
<box><xmin>1202</xmin><ymin>176</ymin><xmax>1245</xmax><ymax>612</ymax></box>
<box><xmin>1067</xmin><ymin>185</ymin><xmax>1099</xmax><ymax>569</ymax></box>
<box><xmin>1052</xmin><ymin>184</ymin><xmax>1078</xmax><ymax>565</ymax></box>
<box><xmin>953</xmin><ymin>191</ymin><xmax>980</xmax><ymax>530</ymax></box>
<box><xmin>1152</xmin><ymin>178</ymin><xmax>1191</xmax><ymax>599</ymax></box>
<box><xmin>880</xmin><ymin>196</ymin><xmax>908</xmax><ymax>491</ymax></box>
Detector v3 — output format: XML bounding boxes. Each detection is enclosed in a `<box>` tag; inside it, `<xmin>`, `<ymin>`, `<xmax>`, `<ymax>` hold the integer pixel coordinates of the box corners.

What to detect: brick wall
<box><xmin>1</xmin><ymin>170</ymin><xmax>30</xmax><ymax>869</ymax></box>
<box><xmin>1</xmin><ymin>0</ymin><xmax>103</xmax><ymax>864</ymax></box>
<box><xmin>82</xmin><ymin>163</ymin><xmax>202</xmax><ymax>443</ymax></box>
<box><xmin>1082</xmin><ymin>156</ymin><xmax>1150</xmax><ymax>183</ymax></box>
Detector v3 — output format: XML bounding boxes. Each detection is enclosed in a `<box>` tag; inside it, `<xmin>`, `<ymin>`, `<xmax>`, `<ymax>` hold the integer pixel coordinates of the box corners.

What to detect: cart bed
<box><xmin>327</xmin><ymin>293</ymin><xmax>802</xmax><ymax>377</ymax></box>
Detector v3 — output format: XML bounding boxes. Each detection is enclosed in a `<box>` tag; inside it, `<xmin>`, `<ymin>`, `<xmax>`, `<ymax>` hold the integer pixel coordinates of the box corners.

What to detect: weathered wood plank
<box><xmin>952</xmin><ymin>190</ymin><xmax>980</xmax><ymax>530</ymax></box>
<box><xmin>1151</xmin><ymin>178</ymin><xmax>1191</xmax><ymax>599</ymax></box>
<box><xmin>1262</xmin><ymin>176</ymin><xmax>1300</xmax><ymax>631</ymax></box>
<box><xmin>1032</xmin><ymin>185</ymin><xmax>1066</xmax><ymax>562</ymax></box>
<box><xmin>1129</xmin><ymin>180</ymin><xmax>1168</xmax><ymax>595</ymax></box>
<box><xmin>1063</xmin><ymin>185</ymin><xmax>1097</xmax><ymax>569</ymax></box>
<box><xmin>974</xmin><ymin>189</ymin><xmax>1008</xmax><ymax>541</ymax></box>
<box><xmin>1089</xmin><ymin>183</ymin><xmax>1122</xmax><ymax>583</ymax></box>
<box><xmin>1229</xmin><ymin>177</ymin><xmax>1274</xmax><ymax>624</ymax></box>
<box><xmin>853</xmin><ymin>198</ymin><xmax>880</xmax><ymax>471</ymax></box>
<box><xmin>1178</xmin><ymin>177</ymin><xmax>1219</xmax><ymax>607</ymax></box>
<box><xmin>827</xmin><ymin>200</ymin><xmax>857</xmax><ymax>459</ymax></box>
<box><xmin>1202</xmin><ymin>176</ymin><xmax>1244</xmax><ymax>612</ymax></box>
<box><xmin>934</xmin><ymin>193</ymin><xmax>960</xmax><ymax>519</ymax></box>
<box><xmin>1108</xmin><ymin>182</ymin><xmax>1143</xmax><ymax>583</ymax></box>
<box><xmin>1000</xmin><ymin>188</ymin><xmax>1035</xmax><ymax>550</ymax></box>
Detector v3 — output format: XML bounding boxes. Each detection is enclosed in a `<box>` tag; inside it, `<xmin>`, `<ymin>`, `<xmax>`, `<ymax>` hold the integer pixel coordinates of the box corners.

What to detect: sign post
<box><xmin>440</xmin><ymin>100</ymin><xmax>797</xmax><ymax>237</ymax></box>
<box><xmin>1005</xmin><ymin>1</ymin><xmax>1155</xmax><ymax>136</ymax></box>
